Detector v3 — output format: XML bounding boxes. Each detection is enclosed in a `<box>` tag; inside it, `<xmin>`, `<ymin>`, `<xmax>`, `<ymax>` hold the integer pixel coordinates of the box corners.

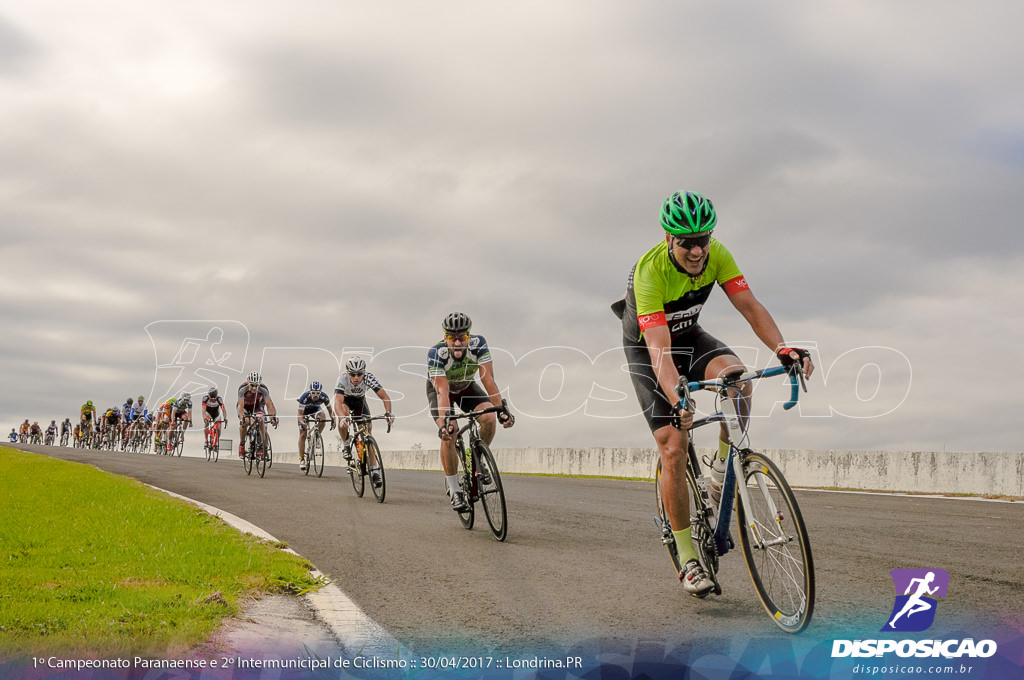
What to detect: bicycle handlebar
<box><xmin>342</xmin><ymin>414</ymin><xmax>392</xmax><ymax>434</ymax></box>
<box><xmin>439</xmin><ymin>403</ymin><xmax>513</xmax><ymax>439</ymax></box>
<box><xmin>676</xmin><ymin>364</ymin><xmax>806</xmax><ymax>411</ymax></box>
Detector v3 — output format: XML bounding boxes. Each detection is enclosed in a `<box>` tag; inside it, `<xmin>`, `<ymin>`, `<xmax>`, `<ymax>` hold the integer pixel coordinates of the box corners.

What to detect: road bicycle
<box><xmin>241</xmin><ymin>414</ymin><xmax>276</xmax><ymax>478</ymax></box>
<box><xmin>59</xmin><ymin>429</ymin><xmax>69</xmax><ymax>447</ymax></box>
<box><xmin>204</xmin><ymin>419</ymin><xmax>225</xmax><ymax>462</ymax></box>
<box><xmin>654</xmin><ymin>364</ymin><xmax>814</xmax><ymax>633</ymax></box>
<box><xmin>166</xmin><ymin>418</ymin><xmax>188</xmax><ymax>457</ymax></box>
<box><xmin>443</xmin><ymin>404</ymin><xmax>512</xmax><ymax>542</ymax></box>
<box><xmin>44</xmin><ymin>430</ymin><xmax>56</xmax><ymax>446</ymax></box>
<box><xmin>344</xmin><ymin>415</ymin><xmax>391</xmax><ymax>503</ymax></box>
<box><xmin>300</xmin><ymin>415</ymin><xmax>328</xmax><ymax>478</ymax></box>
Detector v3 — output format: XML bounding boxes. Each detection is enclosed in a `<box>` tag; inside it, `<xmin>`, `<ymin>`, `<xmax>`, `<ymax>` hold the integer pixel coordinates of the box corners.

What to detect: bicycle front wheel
<box><xmin>243</xmin><ymin>439</ymin><xmax>253</xmax><ymax>476</ymax></box>
<box><xmin>735</xmin><ymin>451</ymin><xmax>815</xmax><ymax>633</ymax></box>
<box><xmin>312</xmin><ymin>431</ymin><xmax>325</xmax><ymax>477</ymax></box>
<box><xmin>349</xmin><ymin>439</ymin><xmax>365</xmax><ymax>497</ymax></box>
<box><xmin>366</xmin><ymin>437</ymin><xmax>386</xmax><ymax>502</ymax></box>
<box><xmin>475</xmin><ymin>441</ymin><xmax>507</xmax><ymax>541</ymax></box>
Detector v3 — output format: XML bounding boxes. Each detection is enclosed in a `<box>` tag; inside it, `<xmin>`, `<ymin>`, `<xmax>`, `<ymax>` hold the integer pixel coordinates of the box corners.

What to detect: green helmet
<box><xmin>660</xmin><ymin>191</ymin><xmax>717</xmax><ymax>235</ymax></box>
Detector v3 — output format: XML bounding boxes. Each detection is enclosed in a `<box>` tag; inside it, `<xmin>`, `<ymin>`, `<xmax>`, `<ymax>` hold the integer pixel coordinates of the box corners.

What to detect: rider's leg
<box><xmin>478</xmin><ymin>410</ymin><xmax>497</xmax><ymax>445</ymax></box>
<box><xmin>655</xmin><ymin>424</ymin><xmax>702</xmax><ymax>566</ymax></box>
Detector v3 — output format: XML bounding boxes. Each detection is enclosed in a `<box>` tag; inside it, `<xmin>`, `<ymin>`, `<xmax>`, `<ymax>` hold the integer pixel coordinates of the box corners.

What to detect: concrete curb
<box><xmin>151</xmin><ymin>486</ymin><xmax>408</xmax><ymax>658</ymax></box>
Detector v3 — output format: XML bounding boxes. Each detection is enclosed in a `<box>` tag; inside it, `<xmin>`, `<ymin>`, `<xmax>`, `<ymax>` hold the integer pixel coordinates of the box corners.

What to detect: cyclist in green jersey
<box><xmin>613</xmin><ymin>191</ymin><xmax>813</xmax><ymax>597</ymax></box>
<box><xmin>428</xmin><ymin>312</ymin><xmax>514</xmax><ymax>512</ymax></box>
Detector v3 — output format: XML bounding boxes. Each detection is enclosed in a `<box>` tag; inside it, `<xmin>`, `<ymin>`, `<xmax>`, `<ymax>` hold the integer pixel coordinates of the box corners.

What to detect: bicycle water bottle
<box><xmin>464</xmin><ymin>446</ymin><xmax>472</xmax><ymax>469</ymax></box>
<box><xmin>356</xmin><ymin>440</ymin><xmax>363</xmax><ymax>458</ymax></box>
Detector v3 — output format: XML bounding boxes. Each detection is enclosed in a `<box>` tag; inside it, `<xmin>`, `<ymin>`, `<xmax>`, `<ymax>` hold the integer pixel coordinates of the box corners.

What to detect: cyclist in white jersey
<box><xmin>333</xmin><ymin>357</ymin><xmax>394</xmax><ymax>466</ymax></box>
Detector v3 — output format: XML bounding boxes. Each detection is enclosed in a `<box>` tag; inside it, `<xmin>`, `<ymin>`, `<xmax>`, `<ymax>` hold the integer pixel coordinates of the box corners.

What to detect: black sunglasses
<box><xmin>674</xmin><ymin>233</ymin><xmax>712</xmax><ymax>250</ymax></box>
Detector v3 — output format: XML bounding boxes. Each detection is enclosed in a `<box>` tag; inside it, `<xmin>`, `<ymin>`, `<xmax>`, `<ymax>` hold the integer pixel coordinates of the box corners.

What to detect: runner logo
<box><xmin>881</xmin><ymin>568</ymin><xmax>949</xmax><ymax>632</ymax></box>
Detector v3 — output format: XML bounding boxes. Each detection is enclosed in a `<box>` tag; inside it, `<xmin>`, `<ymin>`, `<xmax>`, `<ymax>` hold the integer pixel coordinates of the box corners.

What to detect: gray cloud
<box><xmin>2</xmin><ymin>2</ymin><xmax>1022</xmax><ymax>452</ymax></box>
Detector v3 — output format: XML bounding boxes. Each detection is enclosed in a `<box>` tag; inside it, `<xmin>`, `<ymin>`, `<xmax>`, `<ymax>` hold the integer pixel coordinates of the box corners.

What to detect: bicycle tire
<box><xmin>349</xmin><ymin>437</ymin><xmax>365</xmax><ymax>497</ymax></box>
<box><xmin>457</xmin><ymin>445</ymin><xmax>475</xmax><ymax>530</ymax></box>
<box><xmin>474</xmin><ymin>440</ymin><xmax>507</xmax><ymax>541</ymax></box>
<box><xmin>256</xmin><ymin>431</ymin><xmax>269</xmax><ymax>478</ymax></box>
<box><xmin>366</xmin><ymin>437</ymin><xmax>385</xmax><ymax>502</ymax></box>
<box><xmin>173</xmin><ymin>428</ymin><xmax>184</xmax><ymax>457</ymax></box>
<box><xmin>303</xmin><ymin>435</ymin><xmax>312</xmax><ymax>476</ymax></box>
<box><xmin>212</xmin><ymin>432</ymin><xmax>219</xmax><ymax>462</ymax></box>
<box><xmin>312</xmin><ymin>429</ymin><xmax>325</xmax><ymax>478</ymax></box>
<box><xmin>735</xmin><ymin>450</ymin><xmax>815</xmax><ymax>633</ymax></box>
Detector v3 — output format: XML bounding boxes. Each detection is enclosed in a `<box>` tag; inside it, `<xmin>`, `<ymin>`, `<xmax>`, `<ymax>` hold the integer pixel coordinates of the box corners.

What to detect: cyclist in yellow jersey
<box><xmin>80</xmin><ymin>401</ymin><xmax>97</xmax><ymax>435</ymax></box>
<box><xmin>613</xmin><ymin>191</ymin><xmax>813</xmax><ymax>597</ymax></box>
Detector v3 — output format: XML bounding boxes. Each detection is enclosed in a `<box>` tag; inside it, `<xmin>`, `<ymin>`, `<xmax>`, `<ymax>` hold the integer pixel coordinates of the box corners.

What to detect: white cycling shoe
<box><xmin>680</xmin><ymin>559</ymin><xmax>714</xmax><ymax>598</ymax></box>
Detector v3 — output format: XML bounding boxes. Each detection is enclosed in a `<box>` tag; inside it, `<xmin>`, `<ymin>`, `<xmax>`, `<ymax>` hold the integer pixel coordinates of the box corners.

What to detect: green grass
<box><xmin>0</xmin><ymin>446</ymin><xmax>322</xmax><ymax>658</ymax></box>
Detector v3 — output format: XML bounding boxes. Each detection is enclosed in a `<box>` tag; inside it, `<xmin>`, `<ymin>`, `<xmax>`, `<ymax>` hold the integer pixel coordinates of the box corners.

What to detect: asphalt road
<box><xmin>12</xmin><ymin>443</ymin><xmax>1024</xmax><ymax>658</ymax></box>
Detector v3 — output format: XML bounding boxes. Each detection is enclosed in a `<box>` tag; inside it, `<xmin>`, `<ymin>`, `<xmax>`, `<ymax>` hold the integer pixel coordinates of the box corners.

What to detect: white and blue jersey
<box><xmin>297</xmin><ymin>390</ymin><xmax>331</xmax><ymax>416</ymax></box>
<box><xmin>127</xmin><ymin>405</ymin><xmax>148</xmax><ymax>422</ymax></box>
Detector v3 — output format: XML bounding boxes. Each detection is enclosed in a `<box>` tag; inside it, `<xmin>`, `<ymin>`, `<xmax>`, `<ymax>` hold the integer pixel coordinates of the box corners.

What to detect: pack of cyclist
<box><xmin>7</xmin><ymin>190</ymin><xmax>814</xmax><ymax>606</ymax></box>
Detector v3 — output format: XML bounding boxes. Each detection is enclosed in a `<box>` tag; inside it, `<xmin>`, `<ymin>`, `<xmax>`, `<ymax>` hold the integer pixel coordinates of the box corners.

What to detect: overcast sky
<box><xmin>3</xmin><ymin>2</ymin><xmax>1022</xmax><ymax>453</ymax></box>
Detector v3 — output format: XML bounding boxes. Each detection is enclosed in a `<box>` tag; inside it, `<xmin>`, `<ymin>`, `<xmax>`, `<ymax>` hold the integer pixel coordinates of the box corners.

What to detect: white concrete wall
<box><xmin>363</xmin><ymin>447</ymin><xmax>1023</xmax><ymax>498</ymax></box>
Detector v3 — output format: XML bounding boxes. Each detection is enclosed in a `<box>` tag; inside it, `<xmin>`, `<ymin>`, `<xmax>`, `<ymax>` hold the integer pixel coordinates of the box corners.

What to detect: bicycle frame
<box><xmin>681</xmin><ymin>365</ymin><xmax>803</xmax><ymax>557</ymax></box>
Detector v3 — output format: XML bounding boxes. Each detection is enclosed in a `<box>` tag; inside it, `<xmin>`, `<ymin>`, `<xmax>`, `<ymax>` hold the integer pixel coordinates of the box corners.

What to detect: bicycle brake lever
<box><xmin>675</xmin><ymin>377</ymin><xmax>694</xmax><ymax>412</ymax></box>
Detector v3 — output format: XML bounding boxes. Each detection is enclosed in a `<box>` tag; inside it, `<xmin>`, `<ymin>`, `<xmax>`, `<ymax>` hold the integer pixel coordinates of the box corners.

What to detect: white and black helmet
<box><xmin>345</xmin><ymin>357</ymin><xmax>366</xmax><ymax>375</ymax></box>
<box><xmin>246</xmin><ymin>371</ymin><xmax>262</xmax><ymax>385</ymax></box>
<box><xmin>442</xmin><ymin>312</ymin><xmax>472</xmax><ymax>334</ymax></box>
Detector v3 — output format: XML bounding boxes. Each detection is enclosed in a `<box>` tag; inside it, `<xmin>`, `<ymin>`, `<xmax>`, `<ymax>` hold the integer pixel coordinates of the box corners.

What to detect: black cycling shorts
<box><xmin>425</xmin><ymin>380</ymin><xmax>490</xmax><ymax>420</ymax></box>
<box><xmin>339</xmin><ymin>394</ymin><xmax>370</xmax><ymax>417</ymax></box>
<box><xmin>623</xmin><ymin>324</ymin><xmax>735</xmax><ymax>433</ymax></box>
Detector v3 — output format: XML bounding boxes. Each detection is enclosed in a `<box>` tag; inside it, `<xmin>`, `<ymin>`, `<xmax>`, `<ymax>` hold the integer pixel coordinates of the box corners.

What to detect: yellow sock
<box><xmin>672</xmin><ymin>528</ymin><xmax>700</xmax><ymax>565</ymax></box>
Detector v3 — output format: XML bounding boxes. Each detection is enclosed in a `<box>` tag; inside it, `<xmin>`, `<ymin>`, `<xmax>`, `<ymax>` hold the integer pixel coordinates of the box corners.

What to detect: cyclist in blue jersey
<box><xmin>9</xmin><ymin>428</ymin><xmax>17</xmax><ymax>443</ymax></box>
<box><xmin>428</xmin><ymin>312</ymin><xmax>514</xmax><ymax>512</ymax></box>
<box><xmin>613</xmin><ymin>191</ymin><xmax>813</xmax><ymax>596</ymax></box>
<box><xmin>296</xmin><ymin>381</ymin><xmax>335</xmax><ymax>472</ymax></box>
<box><xmin>125</xmin><ymin>395</ymin><xmax>148</xmax><ymax>443</ymax></box>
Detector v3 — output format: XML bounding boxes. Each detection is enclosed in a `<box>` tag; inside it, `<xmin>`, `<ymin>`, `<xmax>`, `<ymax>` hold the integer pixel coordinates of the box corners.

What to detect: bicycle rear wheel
<box><xmin>303</xmin><ymin>437</ymin><xmax>312</xmax><ymax>476</ymax></box>
<box><xmin>349</xmin><ymin>438</ymin><xmax>366</xmax><ymax>497</ymax></box>
<box><xmin>735</xmin><ymin>451</ymin><xmax>815</xmax><ymax>633</ymax></box>
<box><xmin>474</xmin><ymin>441</ymin><xmax>507</xmax><ymax>541</ymax></box>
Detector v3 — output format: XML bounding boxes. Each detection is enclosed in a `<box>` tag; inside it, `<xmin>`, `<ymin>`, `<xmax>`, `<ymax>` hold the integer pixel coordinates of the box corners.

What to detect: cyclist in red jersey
<box><xmin>236</xmin><ymin>371</ymin><xmax>278</xmax><ymax>457</ymax></box>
